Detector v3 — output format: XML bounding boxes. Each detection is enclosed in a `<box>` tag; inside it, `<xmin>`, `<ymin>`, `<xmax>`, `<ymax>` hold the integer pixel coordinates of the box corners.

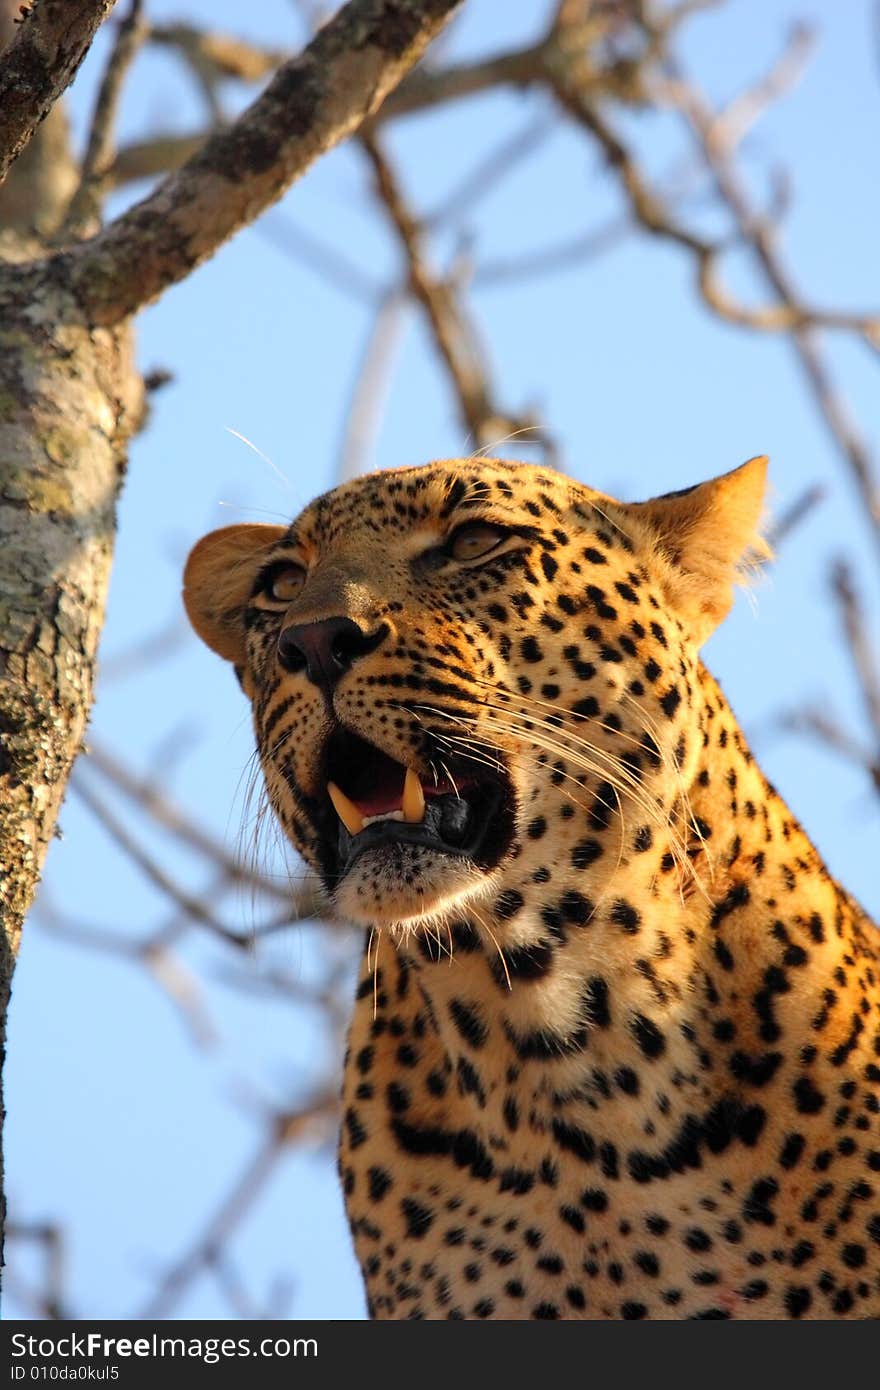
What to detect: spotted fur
<box><xmin>184</xmin><ymin>457</ymin><xmax>880</xmax><ymax>1320</ymax></box>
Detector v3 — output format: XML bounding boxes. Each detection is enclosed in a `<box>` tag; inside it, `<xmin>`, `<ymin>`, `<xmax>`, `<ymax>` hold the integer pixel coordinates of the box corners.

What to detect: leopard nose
<box><xmin>277</xmin><ymin>615</ymin><xmax>389</xmax><ymax>688</ymax></box>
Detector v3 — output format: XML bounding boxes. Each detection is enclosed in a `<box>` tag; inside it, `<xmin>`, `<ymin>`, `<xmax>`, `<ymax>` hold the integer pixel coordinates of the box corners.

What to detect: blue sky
<box><xmin>5</xmin><ymin>0</ymin><xmax>879</xmax><ymax>1319</ymax></box>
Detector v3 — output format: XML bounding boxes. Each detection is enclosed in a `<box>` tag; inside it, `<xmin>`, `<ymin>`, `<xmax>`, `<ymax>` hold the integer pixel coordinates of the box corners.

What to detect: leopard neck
<box><xmin>354</xmin><ymin>674</ymin><xmax>863</xmax><ymax>1166</ymax></box>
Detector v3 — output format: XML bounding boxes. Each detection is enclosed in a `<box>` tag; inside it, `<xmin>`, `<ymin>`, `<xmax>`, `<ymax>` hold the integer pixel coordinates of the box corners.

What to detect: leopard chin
<box><xmin>330</xmin><ymin>842</ymin><xmax>498</xmax><ymax>933</ymax></box>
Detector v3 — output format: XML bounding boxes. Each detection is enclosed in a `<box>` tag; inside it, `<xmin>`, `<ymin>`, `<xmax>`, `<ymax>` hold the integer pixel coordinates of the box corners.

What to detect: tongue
<box><xmin>354</xmin><ymin>789</ymin><xmax>404</xmax><ymax>817</ymax></box>
<box><xmin>349</xmin><ymin>777</ymin><xmax>468</xmax><ymax>818</ymax></box>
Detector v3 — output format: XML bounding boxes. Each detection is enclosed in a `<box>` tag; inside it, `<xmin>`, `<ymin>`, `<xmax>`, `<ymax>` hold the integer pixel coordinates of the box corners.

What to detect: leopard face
<box><xmin>183</xmin><ymin>457</ymin><xmax>763</xmax><ymax>935</ymax></box>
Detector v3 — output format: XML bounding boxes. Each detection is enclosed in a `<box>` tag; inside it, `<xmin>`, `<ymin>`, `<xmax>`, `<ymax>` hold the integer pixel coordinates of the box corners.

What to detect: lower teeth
<box><xmin>336</xmin><ymin>792</ymin><xmax>474</xmax><ymax>857</ymax></box>
<box><xmin>362</xmin><ymin>809</ymin><xmax>405</xmax><ymax>827</ymax></box>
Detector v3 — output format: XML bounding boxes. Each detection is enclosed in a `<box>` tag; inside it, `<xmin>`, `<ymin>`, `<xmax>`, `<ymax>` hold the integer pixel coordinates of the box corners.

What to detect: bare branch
<box><xmin>35</xmin><ymin>883</ymin><xmax>220</xmax><ymax>1049</ymax></box>
<box><xmin>361</xmin><ymin>131</ymin><xmax>549</xmax><ymax>455</ymax></box>
<box><xmin>99</xmin><ymin>616</ymin><xmax>187</xmax><ymax>682</ymax></box>
<box><xmin>425</xmin><ymin>113</ymin><xmax>554</xmax><ymax>228</ymax></box>
<box><xmin>832</xmin><ymin>558</ymin><xmax>880</xmax><ymax>743</ymax></box>
<box><xmin>780</xmin><ymin>707</ymin><xmax>880</xmax><ymax>797</ymax></box>
<box><xmin>381</xmin><ymin>40</ymin><xmax>546</xmax><ymax>119</ymax></box>
<box><xmin>256</xmin><ymin>213</ymin><xmax>382</xmax><ymax>303</ymax></box>
<box><xmin>544</xmin><ymin>61</ymin><xmax>880</xmax><ymax>340</ymax></box>
<box><xmin>788</xmin><ymin>329</ymin><xmax>880</xmax><ymax>548</ymax></box>
<box><xmin>475</xmin><ymin>212</ymin><xmax>631</xmax><ymax>287</ymax></box>
<box><xmin>6</xmin><ymin>1222</ymin><xmax>70</xmax><ymax>1320</ymax></box>
<box><xmin>64</xmin><ymin>0</ymin><xmax>464</xmax><ymax>326</ymax></box>
<box><xmin>696</xmin><ymin>249</ymin><xmax>878</xmax><ymax>336</ymax></box>
<box><xmin>62</xmin><ymin>0</ymin><xmax>147</xmax><ymax>237</ymax></box>
<box><xmin>71</xmin><ymin>772</ymin><xmax>317</xmax><ymax>947</ymax></box>
<box><xmin>648</xmin><ymin>43</ymin><xmax>880</xmax><ymax>550</ymax></box>
<box><xmin>107</xmin><ymin>131</ymin><xmax>205</xmax><ymax>188</ymax></box>
<box><xmin>777</xmin><ymin>557</ymin><xmax>880</xmax><ymax>800</ymax></box>
<box><xmin>139</xmin><ymin>1094</ymin><xmax>338</xmax><ymax>1320</ymax></box>
<box><xmin>708</xmin><ymin>23</ymin><xmax>815</xmax><ymax>154</ymax></box>
<box><xmin>337</xmin><ymin>289</ymin><xmax>406</xmax><ymax>481</ymax></box>
<box><xmin>766</xmin><ymin>483</ymin><xmax>825</xmax><ymax>548</ymax></box>
<box><xmin>148</xmin><ymin>23</ymin><xmax>284</xmax><ymax>89</ymax></box>
<box><xmin>475</xmin><ymin>152</ymin><xmax>704</xmax><ymax>287</ymax></box>
<box><xmin>0</xmin><ymin>0</ymin><xmax>116</xmax><ymax>186</ymax></box>
<box><xmin>85</xmin><ymin>741</ymin><xmax>325</xmax><ymax>913</ymax></box>
<box><xmin>653</xmin><ymin>0</ymin><xmax>726</xmax><ymax>31</ymax></box>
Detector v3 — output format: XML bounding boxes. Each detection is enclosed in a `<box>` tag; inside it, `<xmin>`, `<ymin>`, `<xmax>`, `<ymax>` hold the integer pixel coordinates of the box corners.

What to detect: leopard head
<box><xmin>183</xmin><ymin>457</ymin><xmax>767</xmax><ymax>934</ymax></box>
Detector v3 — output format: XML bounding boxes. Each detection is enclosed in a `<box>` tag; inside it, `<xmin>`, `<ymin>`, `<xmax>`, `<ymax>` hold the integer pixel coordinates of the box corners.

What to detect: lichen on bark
<box><xmin>0</xmin><ymin>264</ymin><xmax>142</xmax><ymax>960</ymax></box>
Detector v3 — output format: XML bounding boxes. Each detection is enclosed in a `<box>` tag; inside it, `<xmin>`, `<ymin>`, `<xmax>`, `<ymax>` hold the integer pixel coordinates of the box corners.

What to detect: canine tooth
<box><xmin>402</xmin><ymin>767</ymin><xmax>426</xmax><ymax>824</ymax></box>
<box><xmin>327</xmin><ymin>781</ymin><xmax>365</xmax><ymax>835</ymax></box>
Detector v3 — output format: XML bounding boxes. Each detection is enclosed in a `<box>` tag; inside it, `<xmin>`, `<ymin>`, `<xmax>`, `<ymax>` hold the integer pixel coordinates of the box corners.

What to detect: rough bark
<box><xmin>65</xmin><ymin>0</ymin><xmax>463</xmax><ymax>325</ymax></box>
<box><xmin>0</xmin><ymin>0</ymin><xmax>77</xmax><ymax>236</ymax></box>
<box><xmin>0</xmin><ymin>0</ymin><xmax>116</xmax><ymax>187</ymax></box>
<box><xmin>0</xmin><ymin>260</ymin><xmax>141</xmax><ymax>1274</ymax></box>
<box><xmin>0</xmin><ymin>271</ymin><xmax>141</xmax><ymax>953</ymax></box>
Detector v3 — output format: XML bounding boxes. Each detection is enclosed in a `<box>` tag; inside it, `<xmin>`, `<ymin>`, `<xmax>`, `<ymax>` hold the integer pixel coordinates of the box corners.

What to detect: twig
<box><xmin>72</xmin><ymin>772</ymin><xmax>272</xmax><ymax>946</ymax></box>
<box><xmin>361</xmin><ymin>131</ymin><xmax>549</xmax><ymax>455</ymax></box>
<box><xmin>779</xmin><ymin>707</ymin><xmax>880</xmax><ymax>797</ymax></box>
<box><xmin>85</xmin><ymin>740</ymin><xmax>326</xmax><ymax>913</ymax></box>
<box><xmin>787</xmin><ymin>329</ymin><xmax>880</xmax><ymax>549</ymax></box>
<box><xmin>99</xmin><ymin>617</ymin><xmax>187</xmax><ymax>681</ymax></box>
<box><xmin>5</xmin><ymin>1222</ymin><xmax>70</xmax><ymax>1319</ymax></box>
<box><xmin>776</xmin><ymin>558</ymin><xmax>880</xmax><ymax>799</ymax></box>
<box><xmin>832</xmin><ymin>558</ymin><xmax>880</xmax><ymax>742</ymax></box>
<box><xmin>381</xmin><ymin>40</ymin><xmax>547</xmax><ymax>120</ymax></box>
<box><xmin>62</xmin><ymin>0</ymin><xmax>147</xmax><ymax>236</ymax></box>
<box><xmin>148</xmin><ymin>23</ymin><xmax>284</xmax><ymax>96</ymax></box>
<box><xmin>107</xmin><ymin>131</ymin><xmax>205</xmax><ymax>187</ymax></box>
<box><xmin>337</xmin><ymin>289</ymin><xmax>406</xmax><ymax>482</ymax></box>
<box><xmin>475</xmin><ymin>151</ymin><xmax>704</xmax><ymax>287</ymax></box>
<box><xmin>476</xmin><ymin>212</ymin><xmax>631</xmax><ymax>286</ymax></box>
<box><xmin>256</xmin><ymin>213</ymin><xmax>382</xmax><ymax>304</ymax></box>
<box><xmin>652</xmin><ymin>44</ymin><xmax>880</xmax><ymax>551</ymax></box>
<box><xmin>139</xmin><ymin>1094</ymin><xmax>338</xmax><ymax>1319</ymax></box>
<box><xmin>425</xmin><ymin>112</ymin><xmax>555</xmax><ymax>228</ymax></box>
<box><xmin>706</xmin><ymin>23</ymin><xmax>815</xmax><ymax>155</ymax></box>
<box><xmin>545</xmin><ymin>64</ymin><xmax>880</xmax><ymax>339</ymax></box>
<box><xmin>765</xmin><ymin>483</ymin><xmax>825</xmax><ymax>548</ymax></box>
<box><xmin>211</xmin><ymin>1252</ymin><xmax>294</xmax><ymax>1320</ymax></box>
<box><xmin>34</xmin><ymin>866</ymin><xmax>226</xmax><ymax>1047</ymax></box>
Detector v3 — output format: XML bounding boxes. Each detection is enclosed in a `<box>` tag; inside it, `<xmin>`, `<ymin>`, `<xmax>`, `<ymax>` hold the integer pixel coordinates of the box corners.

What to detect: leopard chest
<box><xmin>338</xmin><ymin>985</ymin><xmax>877</xmax><ymax>1320</ymax></box>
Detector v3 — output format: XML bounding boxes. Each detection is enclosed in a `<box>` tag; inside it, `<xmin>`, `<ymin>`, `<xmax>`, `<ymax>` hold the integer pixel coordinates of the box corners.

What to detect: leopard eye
<box><xmin>448</xmin><ymin>523</ymin><xmax>507</xmax><ymax>562</ymax></box>
<box><xmin>256</xmin><ymin>561</ymin><xmax>306</xmax><ymax>605</ymax></box>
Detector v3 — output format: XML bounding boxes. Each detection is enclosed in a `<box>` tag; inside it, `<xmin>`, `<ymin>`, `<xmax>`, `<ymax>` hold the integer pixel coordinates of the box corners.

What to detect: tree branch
<box><xmin>64</xmin><ymin>0</ymin><xmax>463</xmax><ymax>326</ymax></box>
<box><xmin>362</xmin><ymin>130</ymin><xmax>549</xmax><ymax>455</ymax></box>
<box><xmin>139</xmin><ymin>1093</ymin><xmax>339</xmax><ymax>1320</ymax></box>
<box><xmin>106</xmin><ymin>131</ymin><xmax>206</xmax><ymax>188</ymax></box>
<box><xmin>0</xmin><ymin>0</ymin><xmax>116</xmax><ymax>187</ymax></box>
<box><xmin>147</xmin><ymin>23</ymin><xmax>284</xmax><ymax>89</ymax></box>
<box><xmin>832</xmin><ymin>558</ymin><xmax>880</xmax><ymax>745</ymax></box>
<box><xmin>62</xmin><ymin>0</ymin><xmax>147</xmax><ymax>237</ymax></box>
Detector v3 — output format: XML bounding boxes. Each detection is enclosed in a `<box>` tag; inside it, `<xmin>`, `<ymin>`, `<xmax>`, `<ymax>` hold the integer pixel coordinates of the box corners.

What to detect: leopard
<box><xmin>183</xmin><ymin>454</ymin><xmax>880</xmax><ymax>1320</ymax></box>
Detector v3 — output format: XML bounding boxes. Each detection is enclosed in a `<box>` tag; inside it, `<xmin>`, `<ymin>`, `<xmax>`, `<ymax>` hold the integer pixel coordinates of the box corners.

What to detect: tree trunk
<box><xmin>0</xmin><ymin>254</ymin><xmax>142</xmax><ymax>1259</ymax></box>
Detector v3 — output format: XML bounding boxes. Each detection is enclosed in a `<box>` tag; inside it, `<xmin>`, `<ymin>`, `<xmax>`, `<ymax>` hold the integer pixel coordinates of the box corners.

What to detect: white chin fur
<box><xmin>330</xmin><ymin>841</ymin><xmax>497</xmax><ymax>932</ymax></box>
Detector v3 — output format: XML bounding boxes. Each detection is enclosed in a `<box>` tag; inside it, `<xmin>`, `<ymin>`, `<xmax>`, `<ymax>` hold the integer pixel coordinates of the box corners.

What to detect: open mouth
<box><xmin>315</xmin><ymin>725</ymin><xmax>514</xmax><ymax>882</ymax></box>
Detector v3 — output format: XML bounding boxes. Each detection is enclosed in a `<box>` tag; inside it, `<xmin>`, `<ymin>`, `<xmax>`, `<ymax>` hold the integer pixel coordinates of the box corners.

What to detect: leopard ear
<box><xmin>613</xmin><ymin>456</ymin><xmax>770</xmax><ymax>646</ymax></box>
<box><xmin>183</xmin><ymin>523</ymin><xmax>286</xmax><ymax>665</ymax></box>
